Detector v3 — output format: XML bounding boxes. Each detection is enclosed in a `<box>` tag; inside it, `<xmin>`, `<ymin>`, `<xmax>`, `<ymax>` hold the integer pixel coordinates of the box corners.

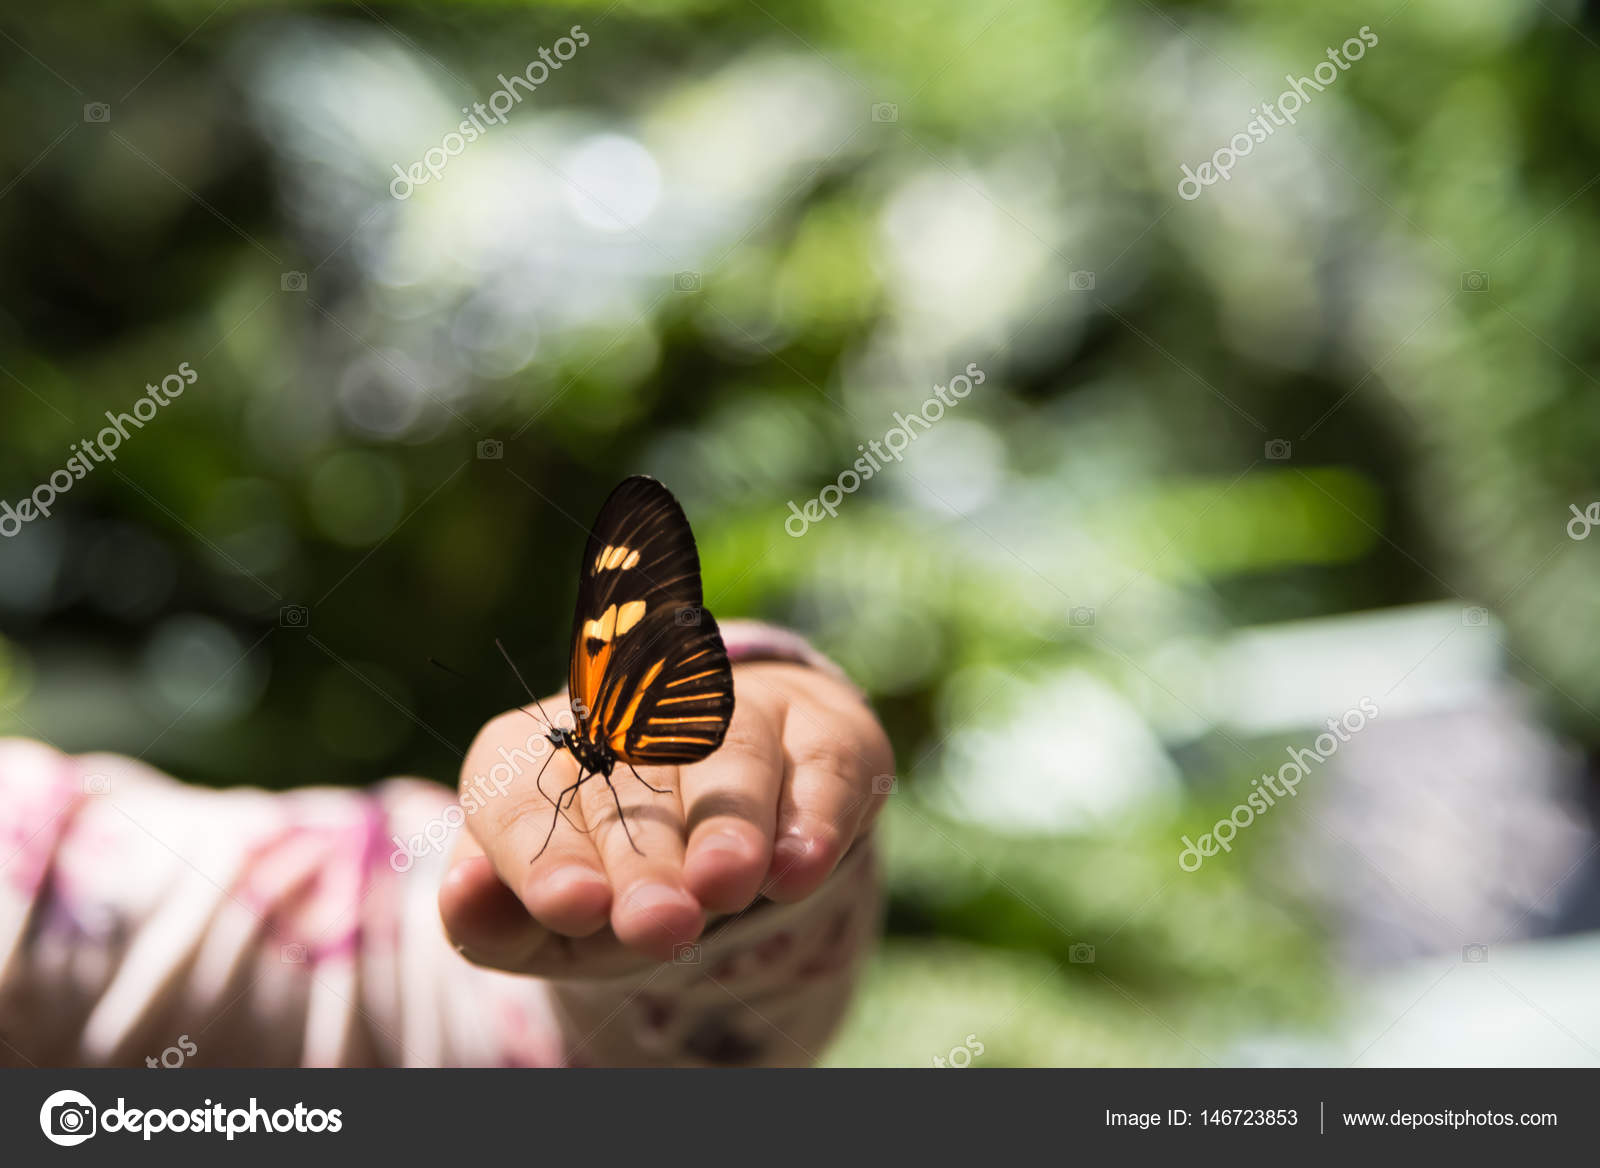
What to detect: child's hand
<box><xmin>438</xmin><ymin>662</ymin><xmax>892</xmax><ymax>974</ymax></box>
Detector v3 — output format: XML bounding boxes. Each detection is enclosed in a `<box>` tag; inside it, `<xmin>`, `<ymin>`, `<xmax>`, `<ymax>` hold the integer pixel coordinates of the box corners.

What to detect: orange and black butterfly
<box><xmin>508</xmin><ymin>476</ymin><xmax>734</xmax><ymax>858</ymax></box>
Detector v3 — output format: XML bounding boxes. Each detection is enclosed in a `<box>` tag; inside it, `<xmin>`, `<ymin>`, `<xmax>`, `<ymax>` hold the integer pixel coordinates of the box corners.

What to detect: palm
<box><xmin>439</xmin><ymin>661</ymin><xmax>892</xmax><ymax>975</ymax></box>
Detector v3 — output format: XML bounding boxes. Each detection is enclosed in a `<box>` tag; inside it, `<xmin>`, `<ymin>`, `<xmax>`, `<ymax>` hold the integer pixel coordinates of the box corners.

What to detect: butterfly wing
<box><xmin>590</xmin><ymin>603</ymin><xmax>734</xmax><ymax>764</ymax></box>
<box><xmin>568</xmin><ymin>476</ymin><xmax>732</xmax><ymax>762</ymax></box>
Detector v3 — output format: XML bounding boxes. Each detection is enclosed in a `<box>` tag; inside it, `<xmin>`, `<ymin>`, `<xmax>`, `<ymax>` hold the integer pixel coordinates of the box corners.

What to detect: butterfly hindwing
<box><xmin>590</xmin><ymin>603</ymin><xmax>734</xmax><ymax>765</ymax></box>
<box><xmin>567</xmin><ymin>476</ymin><xmax>732</xmax><ymax>760</ymax></box>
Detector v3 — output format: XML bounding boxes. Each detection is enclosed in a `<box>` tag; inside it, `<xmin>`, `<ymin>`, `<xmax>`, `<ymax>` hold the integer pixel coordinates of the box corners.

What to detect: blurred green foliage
<box><xmin>1</xmin><ymin>0</ymin><xmax>1596</xmax><ymax>1063</ymax></box>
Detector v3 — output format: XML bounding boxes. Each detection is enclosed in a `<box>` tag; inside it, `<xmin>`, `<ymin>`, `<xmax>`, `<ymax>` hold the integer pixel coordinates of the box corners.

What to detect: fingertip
<box><xmin>440</xmin><ymin>854</ymin><xmax>514</xmax><ymax>929</ymax></box>
<box><xmin>522</xmin><ymin>863</ymin><xmax>614</xmax><ymax>937</ymax></box>
<box><xmin>613</xmin><ymin>880</ymin><xmax>705</xmax><ymax>961</ymax></box>
<box><xmin>440</xmin><ymin>853</ymin><xmax>552</xmax><ymax>967</ymax></box>
<box><xmin>683</xmin><ymin>825</ymin><xmax>769</xmax><ymax>913</ymax></box>
<box><xmin>763</xmin><ymin>827</ymin><xmax>843</xmax><ymax>903</ymax></box>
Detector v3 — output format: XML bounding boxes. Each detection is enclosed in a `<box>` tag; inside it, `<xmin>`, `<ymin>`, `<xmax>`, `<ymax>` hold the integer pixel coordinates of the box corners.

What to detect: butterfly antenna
<box><xmin>494</xmin><ymin>638</ymin><xmax>558</xmax><ymax>731</ymax></box>
<box><xmin>428</xmin><ymin>657</ymin><xmax>472</xmax><ymax>683</ymax></box>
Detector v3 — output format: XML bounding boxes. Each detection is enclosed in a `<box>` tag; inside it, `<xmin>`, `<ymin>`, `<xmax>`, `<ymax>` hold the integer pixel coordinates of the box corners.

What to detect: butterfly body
<box><xmin>522</xmin><ymin>475</ymin><xmax>735</xmax><ymax>857</ymax></box>
<box><xmin>546</xmin><ymin>724</ymin><xmax>616</xmax><ymax>778</ymax></box>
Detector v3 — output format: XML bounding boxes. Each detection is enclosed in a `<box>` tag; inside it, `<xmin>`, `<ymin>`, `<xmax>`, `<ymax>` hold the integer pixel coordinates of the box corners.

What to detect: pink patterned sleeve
<box><xmin>0</xmin><ymin>621</ymin><xmax>880</xmax><ymax>1067</ymax></box>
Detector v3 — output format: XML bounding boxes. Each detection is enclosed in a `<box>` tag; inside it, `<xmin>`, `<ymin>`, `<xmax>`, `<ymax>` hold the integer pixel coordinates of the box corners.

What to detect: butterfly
<box><xmin>501</xmin><ymin>476</ymin><xmax>735</xmax><ymax>859</ymax></box>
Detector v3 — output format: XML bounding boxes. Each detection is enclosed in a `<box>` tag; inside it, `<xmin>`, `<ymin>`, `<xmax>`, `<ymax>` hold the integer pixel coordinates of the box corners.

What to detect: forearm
<box><xmin>0</xmin><ymin>741</ymin><xmax>478</xmax><ymax>1067</ymax></box>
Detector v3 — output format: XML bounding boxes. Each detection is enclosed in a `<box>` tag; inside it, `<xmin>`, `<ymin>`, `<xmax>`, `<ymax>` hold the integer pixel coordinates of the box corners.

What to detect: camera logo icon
<box><xmin>675</xmin><ymin>606</ymin><xmax>702</xmax><ymax>627</ymax></box>
<box><xmin>871</xmin><ymin>102</ymin><xmax>899</xmax><ymax>123</ymax></box>
<box><xmin>672</xmin><ymin>942</ymin><xmax>701</xmax><ymax>964</ymax></box>
<box><xmin>40</xmin><ymin>1090</ymin><xmax>97</xmax><ymax>1146</ymax></box>
<box><xmin>1069</xmin><ymin>606</ymin><xmax>1096</xmax><ymax>627</ymax></box>
<box><xmin>280</xmin><ymin>270</ymin><xmax>308</xmax><ymax>292</ymax></box>
<box><xmin>1461</xmin><ymin>606</ymin><xmax>1489</xmax><ymax>627</ymax></box>
<box><xmin>281</xmin><ymin>942</ymin><xmax>308</xmax><ymax>964</ymax></box>
<box><xmin>83</xmin><ymin>103</ymin><xmax>111</xmax><ymax>124</ymax></box>
<box><xmin>1068</xmin><ymin>943</ymin><xmax>1096</xmax><ymax>964</ymax></box>
<box><xmin>1069</xmin><ymin>270</ymin><xmax>1096</xmax><ymax>291</ymax></box>
<box><xmin>1462</xmin><ymin>943</ymin><xmax>1489</xmax><ymax>964</ymax></box>
<box><xmin>476</xmin><ymin>438</ymin><xmax>504</xmax><ymax>460</ymax></box>
<box><xmin>1460</xmin><ymin>270</ymin><xmax>1490</xmax><ymax>293</ymax></box>
<box><xmin>1265</xmin><ymin>438</ymin><xmax>1292</xmax><ymax>460</ymax></box>
<box><xmin>673</xmin><ymin>270</ymin><xmax>701</xmax><ymax>292</ymax></box>
<box><xmin>83</xmin><ymin>773</ymin><xmax>111</xmax><ymax>796</ymax></box>
<box><xmin>279</xmin><ymin>604</ymin><xmax>309</xmax><ymax>629</ymax></box>
<box><xmin>872</xmin><ymin>774</ymin><xmax>898</xmax><ymax>796</ymax></box>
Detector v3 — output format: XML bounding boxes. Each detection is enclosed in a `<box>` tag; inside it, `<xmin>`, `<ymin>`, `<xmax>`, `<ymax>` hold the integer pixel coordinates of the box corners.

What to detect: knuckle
<box><xmin>787</xmin><ymin>733</ymin><xmax>856</xmax><ymax>777</ymax></box>
<box><xmin>501</xmin><ymin>787</ymin><xmax>561</xmax><ymax>843</ymax></box>
<box><xmin>717</xmin><ymin>727</ymin><xmax>776</xmax><ymax>772</ymax></box>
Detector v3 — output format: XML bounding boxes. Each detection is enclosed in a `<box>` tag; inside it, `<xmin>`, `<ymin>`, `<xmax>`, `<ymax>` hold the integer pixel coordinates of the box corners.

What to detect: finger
<box><xmin>463</xmin><ymin>706</ymin><xmax>613</xmax><ymax>938</ymax></box>
<box><xmin>443</xmin><ymin>801</ymin><xmax>661</xmax><ymax>980</ymax></box>
<box><xmin>678</xmin><ymin>696</ymin><xmax>784</xmax><ymax>913</ymax></box>
<box><xmin>519</xmin><ymin>759</ymin><xmax>617</xmax><ymax>937</ymax></box>
<box><xmin>766</xmin><ymin>698</ymin><xmax>892</xmax><ymax>903</ymax></box>
<box><xmin>578</xmin><ymin>761</ymin><xmax>703</xmax><ymax>960</ymax></box>
<box><xmin>439</xmin><ymin>830</ymin><xmax>551</xmax><ymax>970</ymax></box>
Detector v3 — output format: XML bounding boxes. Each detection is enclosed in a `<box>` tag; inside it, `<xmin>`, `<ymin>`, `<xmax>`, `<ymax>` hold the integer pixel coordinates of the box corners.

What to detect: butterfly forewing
<box><xmin>567</xmin><ymin>476</ymin><xmax>732</xmax><ymax>760</ymax></box>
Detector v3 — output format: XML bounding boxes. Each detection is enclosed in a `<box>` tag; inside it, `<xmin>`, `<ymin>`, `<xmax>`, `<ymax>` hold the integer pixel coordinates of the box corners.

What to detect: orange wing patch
<box><xmin>593</xmin><ymin>545</ymin><xmax>643</xmax><ymax>572</ymax></box>
<box><xmin>574</xmin><ymin>633</ymin><xmax>612</xmax><ymax>723</ymax></box>
<box><xmin>582</xmin><ymin>600</ymin><xmax>647</xmax><ymax>645</ymax></box>
<box><xmin>575</xmin><ymin>600</ymin><xmax>650</xmax><ymax>722</ymax></box>
<box><xmin>582</xmin><ymin>605</ymin><xmax>618</xmax><ymax>645</ymax></box>
<box><xmin>665</xmin><ymin>668</ymin><xmax>722</xmax><ymax>688</ymax></box>
<box><xmin>635</xmin><ymin>733</ymin><xmax>721</xmax><ymax>749</ymax></box>
<box><xmin>606</xmin><ymin>657</ymin><xmax>667</xmax><ymax>752</ymax></box>
<box><xmin>616</xmin><ymin>599</ymin><xmax>646</xmax><ymax>635</ymax></box>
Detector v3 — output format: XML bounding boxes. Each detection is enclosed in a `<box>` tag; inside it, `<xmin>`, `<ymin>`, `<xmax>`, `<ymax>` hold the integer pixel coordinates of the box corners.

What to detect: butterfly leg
<box><xmin>602</xmin><ymin>771</ymin><xmax>645</xmax><ymax>856</ymax></box>
<box><xmin>534</xmin><ymin>748</ymin><xmax>588</xmax><ymax>836</ymax></box>
<box><xmin>625</xmin><ymin>761</ymin><xmax>670</xmax><ymax>796</ymax></box>
<box><xmin>534</xmin><ymin>767</ymin><xmax>595</xmax><ymax>861</ymax></box>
